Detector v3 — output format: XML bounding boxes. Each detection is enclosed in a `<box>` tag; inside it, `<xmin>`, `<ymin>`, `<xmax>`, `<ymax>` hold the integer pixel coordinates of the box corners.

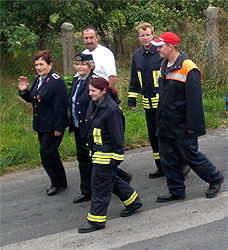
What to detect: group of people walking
<box><xmin>18</xmin><ymin>23</ymin><xmax>224</xmax><ymax>234</ymax></box>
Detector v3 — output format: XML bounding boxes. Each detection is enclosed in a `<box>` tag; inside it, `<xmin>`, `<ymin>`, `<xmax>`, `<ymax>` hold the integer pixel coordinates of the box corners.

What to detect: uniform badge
<box><xmin>52</xmin><ymin>73</ymin><xmax>60</xmax><ymax>79</ymax></box>
<box><xmin>46</xmin><ymin>77</ymin><xmax>50</xmax><ymax>83</ymax></box>
<box><xmin>76</xmin><ymin>56</ymin><xmax>81</xmax><ymax>61</ymax></box>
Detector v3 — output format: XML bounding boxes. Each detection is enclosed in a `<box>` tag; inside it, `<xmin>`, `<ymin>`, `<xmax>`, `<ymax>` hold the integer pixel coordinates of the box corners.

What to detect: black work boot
<box><xmin>120</xmin><ymin>199</ymin><xmax>143</xmax><ymax>217</ymax></box>
<box><xmin>149</xmin><ymin>169</ymin><xmax>164</xmax><ymax>178</ymax></box>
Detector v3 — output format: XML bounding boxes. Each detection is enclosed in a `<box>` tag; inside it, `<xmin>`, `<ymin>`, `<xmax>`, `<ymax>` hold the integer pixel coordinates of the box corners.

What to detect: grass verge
<box><xmin>0</xmin><ymin>74</ymin><xmax>227</xmax><ymax>175</ymax></box>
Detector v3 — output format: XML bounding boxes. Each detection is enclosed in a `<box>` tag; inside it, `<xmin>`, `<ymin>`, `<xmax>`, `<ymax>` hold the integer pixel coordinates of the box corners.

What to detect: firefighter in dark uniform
<box><xmin>152</xmin><ymin>32</ymin><xmax>224</xmax><ymax>202</ymax></box>
<box><xmin>128</xmin><ymin>22</ymin><xmax>190</xmax><ymax>178</ymax></box>
<box><xmin>69</xmin><ymin>53</ymin><xmax>133</xmax><ymax>204</ymax></box>
<box><xmin>18</xmin><ymin>50</ymin><xmax>69</xmax><ymax>196</ymax></box>
<box><xmin>69</xmin><ymin>53</ymin><xmax>95</xmax><ymax>203</ymax></box>
<box><xmin>78</xmin><ymin>77</ymin><xmax>142</xmax><ymax>233</ymax></box>
<box><xmin>128</xmin><ymin>23</ymin><xmax>165</xmax><ymax>178</ymax></box>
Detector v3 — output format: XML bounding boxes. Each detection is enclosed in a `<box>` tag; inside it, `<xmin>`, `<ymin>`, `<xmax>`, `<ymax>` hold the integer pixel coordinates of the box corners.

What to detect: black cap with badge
<box><xmin>75</xmin><ymin>53</ymin><xmax>93</xmax><ymax>61</ymax></box>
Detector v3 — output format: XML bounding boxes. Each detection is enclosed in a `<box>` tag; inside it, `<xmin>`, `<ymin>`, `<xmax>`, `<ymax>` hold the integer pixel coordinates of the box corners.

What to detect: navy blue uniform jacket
<box><xmin>68</xmin><ymin>72</ymin><xmax>94</xmax><ymax>137</ymax></box>
<box><xmin>19</xmin><ymin>70</ymin><xmax>69</xmax><ymax>132</ymax></box>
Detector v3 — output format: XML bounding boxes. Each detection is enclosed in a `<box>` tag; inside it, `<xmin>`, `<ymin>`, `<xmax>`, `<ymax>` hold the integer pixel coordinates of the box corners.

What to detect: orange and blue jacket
<box><xmin>157</xmin><ymin>52</ymin><xmax>206</xmax><ymax>139</ymax></box>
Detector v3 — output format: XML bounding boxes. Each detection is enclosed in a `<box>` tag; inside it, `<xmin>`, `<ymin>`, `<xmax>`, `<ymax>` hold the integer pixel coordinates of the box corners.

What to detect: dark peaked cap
<box><xmin>75</xmin><ymin>53</ymin><xmax>93</xmax><ymax>61</ymax></box>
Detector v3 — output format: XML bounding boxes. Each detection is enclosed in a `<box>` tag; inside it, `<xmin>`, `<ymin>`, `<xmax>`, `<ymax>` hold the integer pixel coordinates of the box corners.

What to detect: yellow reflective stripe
<box><xmin>142</xmin><ymin>96</ymin><xmax>149</xmax><ymax>103</ymax></box>
<box><xmin>153</xmin><ymin>70</ymin><xmax>159</xmax><ymax>87</ymax></box>
<box><xmin>92</xmin><ymin>159</ymin><xmax>110</xmax><ymax>164</ymax></box>
<box><xmin>137</xmin><ymin>71</ymin><xmax>143</xmax><ymax>88</ymax></box>
<box><xmin>124</xmin><ymin>191</ymin><xmax>138</xmax><ymax>206</ymax></box>
<box><xmin>143</xmin><ymin>96</ymin><xmax>158</xmax><ymax>109</ymax></box>
<box><xmin>151</xmin><ymin>93</ymin><xmax>159</xmax><ymax>103</ymax></box>
<box><xmin>166</xmin><ymin>72</ymin><xmax>187</xmax><ymax>82</ymax></box>
<box><xmin>93</xmin><ymin>152</ymin><xmax>113</xmax><ymax>158</ymax></box>
<box><xmin>152</xmin><ymin>103</ymin><xmax>158</xmax><ymax>108</ymax></box>
<box><xmin>142</xmin><ymin>96</ymin><xmax>150</xmax><ymax>108</ymax></box>
<box><xmin>92</xmin><ymin>151</ymin><xmax>124</xmax><ymax>164</ymax></box>
<box><xmin>153</xmin><ymin>152</ymin><xmax>160</xmax><ymax>160</ymax></box>
<box><xmin>112</xmin><ymin>153</ymin><xmax>124</xmax><ymax>161</ymax></box>
<box><xmin>128</xmin><ymin>92</ymin><xmax>138</xmax><ymax>98</ymax></box>
<box><xmin>87</xmin><ymin>213</ymin><xmax>106</xmax><ymax>223</ymax></box>
<box><xmin>92</xmin><ymin>151</ymin><xmax>111</xmax><ymax>164</ymax></box>
<box><xmin>93</xmin><ymin>128</ymin><xmax>102</xmax><ymax>145</ymax></box>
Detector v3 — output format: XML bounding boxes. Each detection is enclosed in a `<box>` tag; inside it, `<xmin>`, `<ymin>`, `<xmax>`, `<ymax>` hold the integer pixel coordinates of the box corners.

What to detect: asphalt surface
<box><xmin>1</xmin><ymin>128</ymin><xmax>227</xmax><ymax>250</ymax></box>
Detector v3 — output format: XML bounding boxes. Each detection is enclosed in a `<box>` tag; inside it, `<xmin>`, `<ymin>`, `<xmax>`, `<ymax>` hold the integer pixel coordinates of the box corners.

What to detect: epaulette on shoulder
<box><xmin>52</xmin><ymin>73</ymin><xmax>60</xmax><ymax>79</ymax></box>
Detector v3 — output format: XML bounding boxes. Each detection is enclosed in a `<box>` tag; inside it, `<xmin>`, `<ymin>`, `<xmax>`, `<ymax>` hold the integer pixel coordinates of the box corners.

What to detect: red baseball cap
<box><xmin>152</xmin><ymin>32</ymin><xmax>179</xmax><ymax>46</ymax></box>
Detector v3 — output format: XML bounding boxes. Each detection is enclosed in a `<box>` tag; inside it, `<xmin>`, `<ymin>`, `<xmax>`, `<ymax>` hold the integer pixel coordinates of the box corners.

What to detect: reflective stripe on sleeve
<box><xmin>92</xmin><ymin>151</ymin><xmax>124</xmax><ymax>165</ymax></box>
<box><xmin>128</xmin><ymin>92</ymin><xmax>138</xmax><ymax>98</ymax></box>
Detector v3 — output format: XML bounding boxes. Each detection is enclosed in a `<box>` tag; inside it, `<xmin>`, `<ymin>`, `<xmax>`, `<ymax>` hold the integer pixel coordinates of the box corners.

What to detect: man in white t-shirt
<box><xmin>80</xmin><ymin>26</ymin><xmax>132</xmax><ymax>183</ymax></box>
<box><xmin>82</xmin><ymin>26</ymin><xmax>117</xmax><ymax>88</ymax></box>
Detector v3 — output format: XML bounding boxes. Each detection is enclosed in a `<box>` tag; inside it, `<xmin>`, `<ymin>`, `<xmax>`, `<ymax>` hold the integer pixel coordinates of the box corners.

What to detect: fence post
<box><xmin>61</xmin><ymin>22</ymin><xmax>75</xmax><ymax>76</ymax></box>
<box><xmin>206</xmin><ymin>6</ymin><xmax>219</xmax><ymax>76</ymax></box>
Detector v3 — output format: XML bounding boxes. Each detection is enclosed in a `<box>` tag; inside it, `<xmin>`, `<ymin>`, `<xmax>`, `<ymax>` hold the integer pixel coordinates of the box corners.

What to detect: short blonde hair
<box><xmin>86</xmin><ymin>60</ymin><xmax>95</xmax><ymax>71</ymax></box>
<box><xmin>75</xmin><ymin>59</ymin><xmax>95</xmax><ymax>71</ymax></box>
<box><xmin>138</xmin><ymin>22</ymin><xmax>154</xmax><ymax>34</ymax></box>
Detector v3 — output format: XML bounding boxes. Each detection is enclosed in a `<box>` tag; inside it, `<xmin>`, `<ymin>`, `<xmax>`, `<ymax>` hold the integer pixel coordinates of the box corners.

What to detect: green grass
<box><xmin>0</xmin><ymin>74</ymin><xmax>227</xmax><ymax>175</ymax></box>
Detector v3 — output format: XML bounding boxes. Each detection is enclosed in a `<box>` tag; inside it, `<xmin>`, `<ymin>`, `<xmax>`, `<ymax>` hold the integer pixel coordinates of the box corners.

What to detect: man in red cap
<box><xmin>152</xmin><ymin>32</ymin><xmax>224</xmax><ymax>202</ymax></box>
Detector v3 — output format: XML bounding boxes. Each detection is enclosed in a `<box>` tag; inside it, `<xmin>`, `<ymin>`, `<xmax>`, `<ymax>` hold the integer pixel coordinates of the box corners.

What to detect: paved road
<box><xmin>1</xmin><ymin>128</ymin><xmax>227</xmax><ymax>250</ymax></box>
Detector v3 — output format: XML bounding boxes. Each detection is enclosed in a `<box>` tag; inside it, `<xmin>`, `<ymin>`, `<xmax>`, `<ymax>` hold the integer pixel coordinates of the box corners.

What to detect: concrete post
<box><xmin>206</xmin><ymin>6</ymin><xmax>219</xmax><ymax>75</ymax></box>
<box><xmin>61</xmin><ymin>22</ymin><xmax>75</xmax><ymax>76</ymax></box>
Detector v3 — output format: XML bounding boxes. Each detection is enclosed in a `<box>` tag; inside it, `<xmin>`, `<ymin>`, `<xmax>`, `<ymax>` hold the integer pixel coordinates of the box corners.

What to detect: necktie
<box><xmin>72</xmin><ymin>80</ymin><xmax>84</xmax><ymax>126</ymax></box>
<box><xmin>37</xmin><ymin>77</ymin><xmax>44</xmax><ymax>90</ymax></box>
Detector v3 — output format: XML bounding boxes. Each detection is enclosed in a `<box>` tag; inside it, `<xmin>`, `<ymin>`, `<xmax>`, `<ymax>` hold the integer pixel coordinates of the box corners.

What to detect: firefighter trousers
<box><xmin>87</xmin><ymin>163</ymin><xmax>140</xmax><ymax>225</ymax></box>
<box><xmin>159</xmin><ymin>137</ymin><xmax>223</xmax><ymax>196</ymax></box>
<box><xmin>145</xmin><ymin>109</ymin><xmax>161</xmax><ymax>169</ymax></box>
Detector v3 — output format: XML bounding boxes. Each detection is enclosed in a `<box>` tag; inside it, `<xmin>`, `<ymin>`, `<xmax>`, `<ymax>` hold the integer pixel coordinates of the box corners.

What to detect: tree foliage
<box><xmin>1</xmin><ymin>0</ymin><xmax>227</xmax><ymax>57</ymax></box>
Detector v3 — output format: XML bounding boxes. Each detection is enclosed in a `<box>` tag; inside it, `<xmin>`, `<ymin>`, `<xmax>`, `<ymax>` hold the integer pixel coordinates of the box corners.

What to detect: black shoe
<box><xmin>206</xmin><ymin>175</ymin><xmax>224</xmax><ymax>198</ymax></box>
<box><xmin>157</xmin><ymin>193</ymin><xmax>186</xmax><ymax>203</ymax></box>
<box><xmin>73</xmin><ymin>194</ymin><xmax>91</xmax><ymax>203</ymax></box>
<box><xmin>46</xmin><ymin>186</ymin><xmax>53</xmax><ymax>192</ymax></box>
<box><xmin>120</xmin><ymin>201</ymin><xmax>143</xmax><ymax>217</ymax></box>
<box><xmin>47</xmin><ymin>185</ymin><xmax>67</xmax><ymax>196</ymax></box>
<box><xmin>183</xmin><ymin>165</ymin><xmax>191</xmax><ymax>178</ymax></box>
<box><xmin>149</xmin><ymin>170</ymin><xmax>164</xmax><ymax>178</ymax></box>
<box><xmin>78</xmin><ymin>222</ymin><xmax>105</xmax><ymax>234</ymax></box>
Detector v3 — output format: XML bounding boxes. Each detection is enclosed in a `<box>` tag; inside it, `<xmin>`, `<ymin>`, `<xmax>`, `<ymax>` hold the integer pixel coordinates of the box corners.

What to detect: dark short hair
<box><xmin>82</xmin><ymin>26</ymin><xmax>98</xmax><ymax>36</ymax></box>
<box><xmin>33</xmin><ymin>50</ymin><xmax>53</xmax><ymax>65</ymax></box>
